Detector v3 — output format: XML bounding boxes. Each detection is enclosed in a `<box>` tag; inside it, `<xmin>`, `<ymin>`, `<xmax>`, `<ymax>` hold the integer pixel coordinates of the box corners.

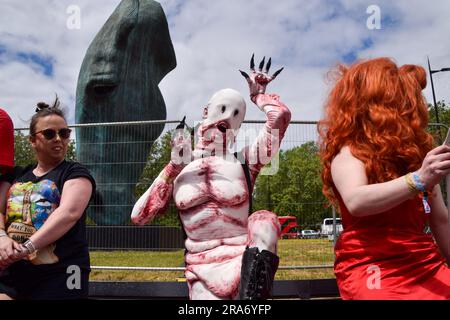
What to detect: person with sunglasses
<box><xmin>0</xmin><ymin>97</ymin><xmax>95</xmax><ymax>300</ymax></box>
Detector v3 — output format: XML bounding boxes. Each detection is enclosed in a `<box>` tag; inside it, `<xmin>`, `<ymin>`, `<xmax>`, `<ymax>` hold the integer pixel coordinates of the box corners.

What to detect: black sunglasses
<box><xmin>33</xmin><ymin>128</ymin><xmax>72</xmax><ymax>140</ymax></box>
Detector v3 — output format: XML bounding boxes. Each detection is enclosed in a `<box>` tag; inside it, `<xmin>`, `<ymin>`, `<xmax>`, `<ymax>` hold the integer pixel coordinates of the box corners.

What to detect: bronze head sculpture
<box><xmin>75</xmin><ymin>0</ymin><xmax>176</xmax><ymax>225</ymax></box>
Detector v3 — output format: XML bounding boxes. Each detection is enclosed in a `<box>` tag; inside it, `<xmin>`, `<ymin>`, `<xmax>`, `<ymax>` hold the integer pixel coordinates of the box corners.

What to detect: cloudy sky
<box><xmin>1</xmin><ymin>0</ymin><xmax>450</xmax><ymax>129</ymax></box>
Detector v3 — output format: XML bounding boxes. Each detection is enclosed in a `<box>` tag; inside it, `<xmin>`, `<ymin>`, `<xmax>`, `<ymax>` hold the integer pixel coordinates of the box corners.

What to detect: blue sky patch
<box><xmin>382</xmin><ymin>14</ymin><xmax>400</xmax><ymax>29</ymax></box>
<box><xmin>0</xmin><ymin>43</ymin><xmax>55</xmax><ymax>77</ymax></box>
<box><xmin>0</xmin><ymin>43</ymin><xmax>54</xmax><ymax>77</ymax></box>
<box><xmin>16</xmin><ymin>52</ymin><xmax>54</xmax><ymax>76</ymax></box>
<box><xmin>342</xmin><ymin>51</ymin><xmax>357</xmax><ymax>64</ymax></box>
<box><xmin>362</xmin><ymin>37</ymin><xmax>374</xmax><ymax>50</ymax></box>
<box><xmin>342</xmin><ymin>37</ymin><xmax>374</xmax><ymax>64</ymax></box>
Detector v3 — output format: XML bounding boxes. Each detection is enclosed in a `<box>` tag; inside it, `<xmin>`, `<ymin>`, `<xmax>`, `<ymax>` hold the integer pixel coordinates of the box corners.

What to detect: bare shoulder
<box><xmin>331</xmin><ymin>146</ymin><xmax>368</xmax><ymax>189</ymax></box>
<box><xmin>331</xmin><ymin>146</ymin><xmax>364</xmax><ymax>169</ymax></box>
<box><xmin>61</xmin><ymin>177</ymin><xmax>93</xmax><ymax>197</ymax></box>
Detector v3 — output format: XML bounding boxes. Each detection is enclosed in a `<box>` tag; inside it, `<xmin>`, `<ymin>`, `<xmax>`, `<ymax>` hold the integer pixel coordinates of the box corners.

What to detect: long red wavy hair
<box><xmin>318</xmin><ymin>57</ymin><xmax>433</xmax><ymax>205</ymax></box>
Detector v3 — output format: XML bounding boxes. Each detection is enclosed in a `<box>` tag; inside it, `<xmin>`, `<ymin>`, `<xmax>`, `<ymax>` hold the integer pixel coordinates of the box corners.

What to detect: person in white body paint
<box><xmin>131</xmin><ymin>56</ymin><xmax>291</xmax><ymax>300</ymax></box>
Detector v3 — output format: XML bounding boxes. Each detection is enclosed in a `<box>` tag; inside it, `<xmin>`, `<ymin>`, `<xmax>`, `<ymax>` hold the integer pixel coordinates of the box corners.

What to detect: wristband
<box><xmin>406</xmin><ymin>172</ymin><xmax>431</xmax><ymax>214</ymax></box>
<box><xmin>422</xmin><ymin>191</ymin><xmax>431</xmax><ymax>214</ymax></box>
<box><xmin>404</xmin><ymin>173</ymin><xmax>418</xmax><ymax>193</ymax></box>
<box><xmin>411</xmin><ymin>172</ymin><xmax>426</xmax><ymax>192</ymax></box>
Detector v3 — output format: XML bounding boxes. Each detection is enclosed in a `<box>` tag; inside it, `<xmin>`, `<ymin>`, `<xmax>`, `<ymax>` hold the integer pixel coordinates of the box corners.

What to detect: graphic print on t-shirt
<box><xmin>6</xmin><ymin>179</ymin><xmax>60</xmax><ymax>265</ymax></box>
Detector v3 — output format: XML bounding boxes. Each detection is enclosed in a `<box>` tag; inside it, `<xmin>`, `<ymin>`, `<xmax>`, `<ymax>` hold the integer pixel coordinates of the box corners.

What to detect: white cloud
<box><xmin>0</xmin><ymin>0</ymin><xmax>121</xmax><ymax>127</ymax></box>
<box><xmin>1</xmin><ymin>0</ymin><xmax>450</xmax><ymax>132</ymax></box>
<box><xmin>356</xmin><ymin>0</ymin><xmax>450</xmax><ymax>106</ymax></box>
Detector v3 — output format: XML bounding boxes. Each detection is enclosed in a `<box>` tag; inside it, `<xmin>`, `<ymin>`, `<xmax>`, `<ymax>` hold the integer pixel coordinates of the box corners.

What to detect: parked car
<box><xmin>299</xmin><ymin>230</ymin><xmax>320</xmax><ymax>239</ymax></box>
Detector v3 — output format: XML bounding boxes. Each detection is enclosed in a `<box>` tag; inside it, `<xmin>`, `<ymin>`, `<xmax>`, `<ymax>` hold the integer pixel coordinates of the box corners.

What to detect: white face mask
<box><xmin>197</xmin><ymin>88</ymin><xmax>246</xmax><ymax>149</ymax></box>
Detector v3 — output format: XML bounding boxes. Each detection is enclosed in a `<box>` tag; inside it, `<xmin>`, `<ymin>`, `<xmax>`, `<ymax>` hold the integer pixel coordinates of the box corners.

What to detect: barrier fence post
<box><xmin>332</xmin><ymin>207</ymin><xmax>337</xmax><ymax>248</ymax></box>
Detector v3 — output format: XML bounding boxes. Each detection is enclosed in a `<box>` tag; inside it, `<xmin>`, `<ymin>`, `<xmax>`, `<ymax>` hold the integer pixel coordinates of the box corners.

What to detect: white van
<box><xmin>320</xmin><ymin>218</ymin><xmax>343</xmax><ymax>238</ymax></box>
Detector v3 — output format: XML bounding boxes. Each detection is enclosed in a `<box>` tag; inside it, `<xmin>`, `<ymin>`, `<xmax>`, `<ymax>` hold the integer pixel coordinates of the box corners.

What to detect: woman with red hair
<box><xmin>318</xmin><ymin>57</ymin><xmax>450</xmax><ymax>299</ymax></box>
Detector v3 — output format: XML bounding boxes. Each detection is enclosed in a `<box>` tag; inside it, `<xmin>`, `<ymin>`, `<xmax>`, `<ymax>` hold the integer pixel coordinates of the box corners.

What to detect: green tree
<box><xmin>253</xmin><ymin>141</ymin><xmax>330</xmax><ymax>230</ymax></box>
<box><xmin>428</xmin><ymin>100</ymin><xmax>450</xmax><ymax>124</ymax></box>
<box><xmin>427</xmin><ymin>100</ymin><xmax>450</xmax><ymax>204</ymax></box>
<box><xmin>134</xmin><ymin>130</ymin><xmax>180</xmax><ymax>226</ymax></box>
<box><xmin>14</xmin><ymin>131</ymin><xmax>34</xmax><ymax>166</ymax></box>
<box><xmin>427</xmin><ymin>100</ymin><xmax>450</xmax><ymax>144</ymax></box>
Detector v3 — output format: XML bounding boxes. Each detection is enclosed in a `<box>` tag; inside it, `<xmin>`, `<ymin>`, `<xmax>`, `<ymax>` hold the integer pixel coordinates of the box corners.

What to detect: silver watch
<box><xmin>23</xmin><ymin>239</ymin><xmax>37</xmax><ymax>254</ymax></box>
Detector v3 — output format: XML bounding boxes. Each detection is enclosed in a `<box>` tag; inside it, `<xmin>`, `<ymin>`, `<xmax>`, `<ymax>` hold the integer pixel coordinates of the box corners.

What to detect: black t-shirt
<box><xmin>0</xmin><ymin>166</ymin><xmax>22</xmax><ymax>184</ymax></box>
<box><xmin>3</xmin><ymin>160</ymin><xmax>95</xmax><ymax>273</ymax></box>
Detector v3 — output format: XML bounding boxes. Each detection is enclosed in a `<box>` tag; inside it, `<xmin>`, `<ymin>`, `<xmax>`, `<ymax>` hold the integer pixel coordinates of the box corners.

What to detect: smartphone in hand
<box><xmin>444</xmin><ymin>128</ymin><xmax>450</xmax><ymax>146</ymax></box>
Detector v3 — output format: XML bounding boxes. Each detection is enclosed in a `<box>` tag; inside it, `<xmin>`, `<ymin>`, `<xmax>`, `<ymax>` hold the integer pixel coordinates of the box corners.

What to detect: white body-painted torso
<box><xmin>173</xmin><ymin>154</ymin><xmax>249</xmax><ymax>241</ymax></box>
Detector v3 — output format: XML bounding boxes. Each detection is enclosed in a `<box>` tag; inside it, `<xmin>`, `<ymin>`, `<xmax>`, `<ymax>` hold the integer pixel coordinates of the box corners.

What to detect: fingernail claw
<box><xmin>259</xmin><ymin>56</ymin><xmax>265</xmax><ymax>71</ymax></box>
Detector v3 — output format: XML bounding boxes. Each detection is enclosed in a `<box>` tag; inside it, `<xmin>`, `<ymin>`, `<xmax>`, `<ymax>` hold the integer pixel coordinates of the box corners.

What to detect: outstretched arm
<box><xmin>131</xmin><ymin>162</ymin><xmax>183</xmax><ymax>225</ymax></box>
<box><xmin>239</xmin><ymin>55</ymin><xmax>291</xmax><ymax>181</ymax></box>
<box><xmin>131</xmin><ymin>125</ymin><xmax>191</xmax><ymax>225</ymax></box>
<box><xmin>332</xmin><ymin>145</ymin><xmax>450</xmax><ymax>217</ymax></box>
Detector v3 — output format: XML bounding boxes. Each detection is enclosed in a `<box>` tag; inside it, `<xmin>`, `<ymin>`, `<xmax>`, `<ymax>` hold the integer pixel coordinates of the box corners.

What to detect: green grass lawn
<box><xmin>90</xmin><ymin>239</ymin><xmax>336</xmax><ymax>281</ymax></box>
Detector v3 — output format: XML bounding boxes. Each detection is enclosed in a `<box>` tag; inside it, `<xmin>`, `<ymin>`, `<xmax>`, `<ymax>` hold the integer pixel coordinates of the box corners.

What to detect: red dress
<box><xmin>334</xmin><ymin>192</ymin><xmax>450</xmax><ymax>300</ymax></box>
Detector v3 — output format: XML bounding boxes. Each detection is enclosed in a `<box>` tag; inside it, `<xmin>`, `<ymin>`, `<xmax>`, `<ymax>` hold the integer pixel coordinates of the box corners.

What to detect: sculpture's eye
<box><xmin>221</xmin><ymin>105</ymin><xmax>226</xmax><ymax>113</ymax></box>
<box><xmin>234</xmin><ymin>109</ymin><xmax>239</xmax><ymax>117</ymax></box>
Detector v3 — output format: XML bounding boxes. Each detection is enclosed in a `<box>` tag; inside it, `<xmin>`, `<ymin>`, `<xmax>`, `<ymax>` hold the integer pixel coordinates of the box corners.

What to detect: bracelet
<box><xmin>404</xmin><ymin>173</ymin><xmax>418</xmax><ymax>193</ymax></box>
<box><xmin>405</xmin><ymin>172</ymin><xmax>431</xmax><ymax>214</ymax></box>
<box><xmin>411</xmin><ymin>172</ymin><xmax>426</xmax><ymax>192</ymax></box>
<box><xmin>0</xmin><ymin>229</ymin><xmax>7</xmax><ymax>237</ymax></box>
<box><xmin>22</xmin><ymin>239</ymin><xmax>37</xmax><ymax>254</ymax></box>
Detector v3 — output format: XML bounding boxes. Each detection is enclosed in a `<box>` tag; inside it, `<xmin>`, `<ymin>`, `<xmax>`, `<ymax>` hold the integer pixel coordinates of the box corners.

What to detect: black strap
<box><xmin>234</xmin><ymin>152</ymin><xmax>253</xmax><ymax>215</ymax></box>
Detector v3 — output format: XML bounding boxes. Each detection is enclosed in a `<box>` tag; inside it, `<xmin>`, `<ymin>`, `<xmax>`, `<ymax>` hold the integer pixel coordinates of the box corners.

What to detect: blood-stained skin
<box><xmin>131</xmin><ymin>89</ymin><xmax>291</xmax><ymax>299</ymax></box>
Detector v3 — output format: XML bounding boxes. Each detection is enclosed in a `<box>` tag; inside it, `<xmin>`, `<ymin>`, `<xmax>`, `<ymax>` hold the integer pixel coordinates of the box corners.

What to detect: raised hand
<box><xmin>416</xmin><ymin>144</ymin><xmax>450</xmax><ymax>190</ymax></box>
<box><xmin>170</xmin><ymin>116</ymin><xmax>192</xmax><ymax>166</ymax></box>
<box><xmin>239</xmin><ymin>54</ymin><xmax>284</xmax><ymax>101</ymax></box>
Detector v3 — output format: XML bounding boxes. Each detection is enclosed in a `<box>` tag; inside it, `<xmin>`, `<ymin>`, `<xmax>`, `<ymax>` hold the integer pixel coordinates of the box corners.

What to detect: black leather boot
<box><xmin>238</xmin><ymin>246</ymin><xmax>279</xmax><ymax>300</ymax></box>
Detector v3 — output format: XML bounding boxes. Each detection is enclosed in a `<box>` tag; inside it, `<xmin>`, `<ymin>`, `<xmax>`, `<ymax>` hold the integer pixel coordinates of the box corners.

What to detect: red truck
<box><xmin>278</xmin><ymin>216</ymin><xmax>299</xmax><ymax>239</ymax></box>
